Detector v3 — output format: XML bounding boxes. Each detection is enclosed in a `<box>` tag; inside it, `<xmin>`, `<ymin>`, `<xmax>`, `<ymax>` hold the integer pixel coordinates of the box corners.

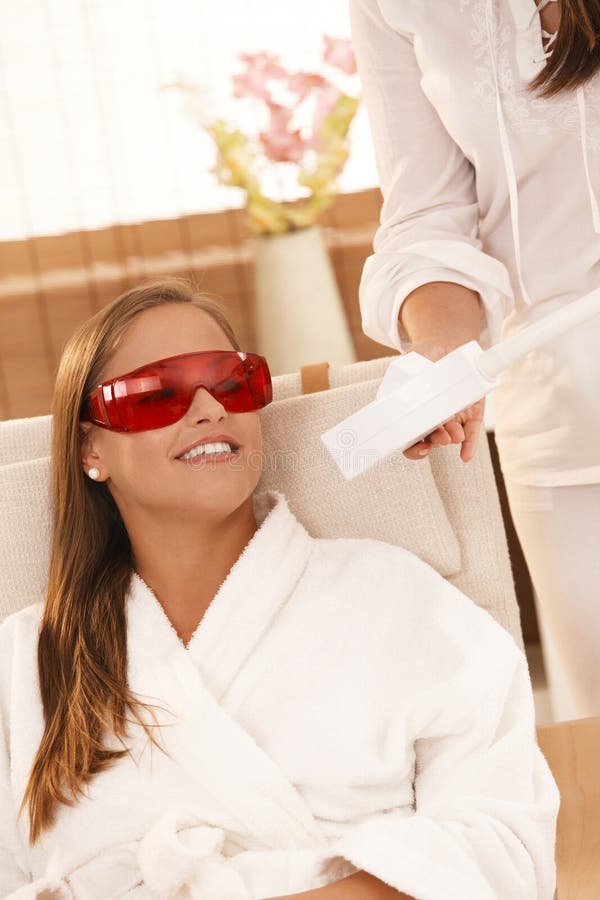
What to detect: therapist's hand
<box><xmin>401</xmin><ymin>340</ymin><xmax>486</xmax><ymax>464</ymax></box>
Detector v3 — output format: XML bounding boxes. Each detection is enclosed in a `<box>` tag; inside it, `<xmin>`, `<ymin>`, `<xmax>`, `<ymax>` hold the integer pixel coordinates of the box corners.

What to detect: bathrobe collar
<box><xmin>126</xmin><ymin>488</ymin><xmax>313</xmax><ymax>702</ymax></box>
<box><xmin>123</xmin><ymin>489</ymin><xmax>324</xmax><ymax>851</ymax></box>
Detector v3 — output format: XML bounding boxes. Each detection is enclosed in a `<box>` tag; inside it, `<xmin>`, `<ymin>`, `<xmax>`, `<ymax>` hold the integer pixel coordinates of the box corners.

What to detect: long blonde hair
<box><xmin>20</xmin><ymin>276</ymin><xmax>242</xmax><ymax>843</ymax></box>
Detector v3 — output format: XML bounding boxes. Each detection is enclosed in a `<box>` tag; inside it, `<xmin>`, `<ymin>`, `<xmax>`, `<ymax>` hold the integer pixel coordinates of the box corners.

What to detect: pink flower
<box><xmin>233</xmin><ymin>52</ymin><xmax>287</xmax><ymax>102</ymax></box>
<box><xmin>322</xmin><ymin>36</ymin><xmax>357</xmax><ymax>75</ymax></box>
<box><xmin>227</xmin><ymin>39</ymin><xmax>358</xmax><ymax>164</ymax></box>
<box><xmin>167</xmin><ymin>33</ymin><xmax>361</xmax><ymax>234</ymax></box>
<box><xmin>259</xmin><ymin>102</ymin><xmax>308</xmax><ymax>163</ymax></box>
<box><xmin>286</xmin><ymin>71</ymin><xmax>328</xmax><ymax>102</ymax></box>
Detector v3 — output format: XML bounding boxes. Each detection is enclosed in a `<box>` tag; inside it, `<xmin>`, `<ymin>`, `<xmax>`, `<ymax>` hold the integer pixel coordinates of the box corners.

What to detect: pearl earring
<box><xmin>88</xmin><ymin>467</ymin><xmax>100</xmax><ymax>480</ymax></box>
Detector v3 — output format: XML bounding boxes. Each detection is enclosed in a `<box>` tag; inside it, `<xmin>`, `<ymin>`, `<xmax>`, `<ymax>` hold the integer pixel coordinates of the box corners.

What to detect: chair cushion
<box><xmin>0</xmin><ymin>414</ymin><xmax>52</xmax><ymax>465</ymax></box>
<box><xmin>256</xmin><ymin>375</ymin><xmax>461</xmax><ymax>570</ymax></box>
<box><xmin>0</xmin><ymin>457</ymin><xmax>52</xmax><ymax>618</ymax></box>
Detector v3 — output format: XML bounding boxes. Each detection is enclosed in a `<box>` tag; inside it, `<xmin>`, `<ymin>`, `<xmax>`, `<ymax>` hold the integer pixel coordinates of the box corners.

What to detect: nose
<box><xmin>185</xmin><ymin>385</ymin><xmax>227</xmax><ymax>423</ymax></box>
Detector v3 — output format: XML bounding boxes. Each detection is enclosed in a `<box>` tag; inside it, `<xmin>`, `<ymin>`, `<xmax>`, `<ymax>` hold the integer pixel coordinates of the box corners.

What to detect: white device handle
<box><xmin>320</xmin><ymin>286</ymin><xmax>600</xmax><ymax>480</ymax></box>
<box><xmin>477</xmin><ymin>286</ymin><xmax>600</xmax><ymax>379</ymax></box>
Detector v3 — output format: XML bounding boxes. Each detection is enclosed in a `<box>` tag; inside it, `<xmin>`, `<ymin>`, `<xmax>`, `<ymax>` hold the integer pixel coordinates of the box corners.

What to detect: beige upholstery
<box><xmin>0</xmin><ymin>354</ymin><xmax>524</xmax><ymax>654</ymax></box>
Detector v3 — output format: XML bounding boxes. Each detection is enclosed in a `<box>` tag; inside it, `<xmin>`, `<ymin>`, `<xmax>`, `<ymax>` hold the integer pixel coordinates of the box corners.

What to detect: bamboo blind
<box><xmin>0</xmin><ymin>188</ymin><xmax>384</xmax><ymax>421</ymax></box>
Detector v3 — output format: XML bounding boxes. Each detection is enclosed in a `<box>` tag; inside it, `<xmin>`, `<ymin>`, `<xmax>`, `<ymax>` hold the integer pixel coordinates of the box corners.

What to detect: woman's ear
<box><xmin>80</xmin><ymin>421</ymin><xmax>105</xmax><ymax>476</ymax></box>
<box><xmin>80</xmin><ymin>420</ymin><xmax>94</xmax><ymax>454</ymax></box>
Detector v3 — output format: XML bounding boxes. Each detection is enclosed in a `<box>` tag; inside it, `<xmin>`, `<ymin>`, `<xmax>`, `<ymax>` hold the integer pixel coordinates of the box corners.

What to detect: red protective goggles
<box><xmin>80</xmin><ymin>350</ymin><xmax>273</xmax><ymax>433</ymax></box>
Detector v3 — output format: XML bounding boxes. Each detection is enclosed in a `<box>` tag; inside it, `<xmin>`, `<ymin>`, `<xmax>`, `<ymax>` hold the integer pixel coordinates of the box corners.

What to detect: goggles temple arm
<box><xmin>83</xmin><ymin>385</ymin><xmax>113</xmax><ymax>428</ymax></box>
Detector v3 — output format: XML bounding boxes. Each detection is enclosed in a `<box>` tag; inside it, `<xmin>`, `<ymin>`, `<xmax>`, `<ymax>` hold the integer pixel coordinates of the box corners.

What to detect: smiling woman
<box><xmin>76</xmin><ymin>286</ymin><xmax>267</xmax><ymax>649</ymax></box>
<box><xmin>0</xmin><ymin>276</ymin><xmax>559</xmax><ymax>899</ymax></box>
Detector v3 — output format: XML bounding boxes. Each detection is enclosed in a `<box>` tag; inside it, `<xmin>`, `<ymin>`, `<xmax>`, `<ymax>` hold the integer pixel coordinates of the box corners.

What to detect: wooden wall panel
<box><xmin>2</xmin><ymin>355</ymin><xmax>53</xmax><ymax>417</ymax></box>
<box><xmin>186</xmin><ymin>209</ymin><xmax>239</xmax><ymax>248</ymax></box>
<box><xmin>33</xmin><ymin>233</ymin><xmax>89</xmax><ymax>278</ymax></box>
<box><xmin>137</xmin><ymin>218</ymin><xmax>191</xmax><ymax>261</ymax></box>
<box><xmin>83</xmin><ymin>225</ymin><xmax>138</xmax><ymax>303</ymax></box>
<box><xmin>0</xmin><ymin>294</ymin><xmax>54</xmax><ymax>416</ymax></box>
<box><xmin>0</xmin><ymin>374</ymin><xmax>8</xmax><ymax>419</ymax></box>
<box><xmin>192</xmin><ymin>264</ymin><xmax>257</xmax><ymax>351</ymax></box>
<box><xmin>42</xmin><ymin>285</ymin><xmax>97</xmax><ymax>365</ymax></box>
<box><xmin>0</xmin><ymin>295</ymin><xmax>52</xmax><ymax>362</ymax></box>
<box><xmin>0</xmin><ymin>238</ymin><xmax>34</xmax><ymax>279</ymax></box>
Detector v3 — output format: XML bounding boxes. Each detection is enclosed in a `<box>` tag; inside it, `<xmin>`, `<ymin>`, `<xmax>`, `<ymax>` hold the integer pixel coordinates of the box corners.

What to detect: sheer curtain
<box><xmin>0</xmin><ymin>0</ymin><xmax>377</xmax><ymax>241</ymax></box>
<box><xmin>0</xmin><ymin>0</ymin><xmax>382</xmax><ymax>420</ymax></box>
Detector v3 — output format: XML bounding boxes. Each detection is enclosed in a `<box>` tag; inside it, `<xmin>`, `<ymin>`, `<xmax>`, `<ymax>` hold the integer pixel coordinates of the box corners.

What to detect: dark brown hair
<box><xmin>528</xmin><ymin>0</ymin><xmax>600</xmax><ymax>97</ymax></box>
<box><xmin>20</xmin><ymin>276</ymin><xmax>242</xmax><ymax>843</ymax></box>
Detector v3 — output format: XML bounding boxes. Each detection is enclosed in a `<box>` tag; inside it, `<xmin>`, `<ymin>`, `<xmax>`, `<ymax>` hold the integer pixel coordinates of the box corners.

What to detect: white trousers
<box><xmin>503</xmin><ymin>479</ymin><xmax>600</xmax><ymax>721</ymax></box>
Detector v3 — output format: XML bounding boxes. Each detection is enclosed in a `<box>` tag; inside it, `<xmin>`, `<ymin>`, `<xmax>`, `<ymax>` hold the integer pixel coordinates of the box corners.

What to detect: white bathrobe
<box><xmin>0</xmin><ymin>489</ymin><xmax>559</xmax><ymax>900</ymax></box>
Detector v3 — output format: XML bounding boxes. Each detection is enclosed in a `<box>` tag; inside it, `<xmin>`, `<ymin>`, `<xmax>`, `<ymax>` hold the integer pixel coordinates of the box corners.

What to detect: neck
<box><xmin>128</xmin><ymin>494</ymin><xmax>259</xmax><ymax>645</ymax></box>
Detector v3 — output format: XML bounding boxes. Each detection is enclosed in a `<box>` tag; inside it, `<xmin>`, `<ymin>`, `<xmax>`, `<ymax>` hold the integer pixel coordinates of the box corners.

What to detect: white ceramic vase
<box><xmin>253</xmin><ymin>224</ymin><xmax>357</xmax><ymax>376</ymax></box>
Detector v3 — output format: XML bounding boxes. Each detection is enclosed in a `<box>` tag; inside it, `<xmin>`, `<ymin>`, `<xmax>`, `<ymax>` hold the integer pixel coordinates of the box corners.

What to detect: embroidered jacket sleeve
<box><xmin>349</xmin><ymin>0</ymin><xmax>515</xmax><ymax>352</ymax></box>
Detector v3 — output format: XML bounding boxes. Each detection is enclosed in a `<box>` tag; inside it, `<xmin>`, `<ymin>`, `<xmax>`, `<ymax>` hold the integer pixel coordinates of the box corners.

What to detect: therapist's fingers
<box><xmin>442</xmin><ymin>420</ymin><xmax>466</xmax><ymax>443</ymax></box>
<box><xmin>422</xmin><ymin>424</ymin><xmax>451</xmax><ymax>445</ymax></box>
<box><xmin>402</xmin><ymin>438</ymin><xmax>434</xmax><ymax>460</ymax></box>
<box><xmin>460</xmin><ymin>419</ymin><xmax>481</xmax><ymax>462</ymax></box>
<box><xmin>403</xmin><ymin>398</ymin><xmax>485</xmax><ymax>461</ymax></box>
<box><xmin>403</xmin><ymin>429</ymin><xmax>447</xmax><ymax>460</ymax></box>
<box><xmin>459</xmin><ymin>399</ymin><xmax>485</xmax><ymax>462</ymax></box>
<box><xmin>403</xmin><ymin>420</ymin><xmax>459</xmax><ymax>459</ymax></box>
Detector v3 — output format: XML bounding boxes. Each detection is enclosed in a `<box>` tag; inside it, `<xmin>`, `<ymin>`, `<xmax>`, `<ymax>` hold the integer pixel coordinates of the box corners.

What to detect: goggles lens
<box><xmin>81</xmin><ymin>350</ymin><xmax>272</xmax><ymax>432</ymax></box>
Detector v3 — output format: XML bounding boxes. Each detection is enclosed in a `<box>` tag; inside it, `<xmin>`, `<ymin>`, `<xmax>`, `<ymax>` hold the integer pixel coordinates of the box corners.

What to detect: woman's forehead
<box><xmin>102</xmin><ymin>305</ymin><xmax>232</xmax><ymax>380</ymax></box>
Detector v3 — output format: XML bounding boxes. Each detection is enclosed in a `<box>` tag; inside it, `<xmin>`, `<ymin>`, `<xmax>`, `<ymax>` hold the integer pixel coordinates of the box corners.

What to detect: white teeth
<box><xmin>178</xmin><ymin>441</ymin><xmax>234</xmax><ymax>461</ymax></box>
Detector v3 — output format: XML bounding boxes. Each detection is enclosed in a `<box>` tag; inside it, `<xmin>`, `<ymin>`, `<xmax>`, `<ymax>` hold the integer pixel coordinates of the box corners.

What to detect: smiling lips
<box><xmin>176</xmin><ymin>441</ymin><xmax>242</xmax><ymax>468</ymax></box>
<box><xmin>175</xmin><ymin>433</ymin><xmax>241</xmax><ymax>460</ymax></box>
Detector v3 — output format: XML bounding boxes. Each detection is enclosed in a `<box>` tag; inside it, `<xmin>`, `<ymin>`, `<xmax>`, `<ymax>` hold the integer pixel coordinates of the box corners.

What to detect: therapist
<box><xmin>349</xmin><ymin>0</ymin><xmax>600</xmax><ymax>719</ymax></box>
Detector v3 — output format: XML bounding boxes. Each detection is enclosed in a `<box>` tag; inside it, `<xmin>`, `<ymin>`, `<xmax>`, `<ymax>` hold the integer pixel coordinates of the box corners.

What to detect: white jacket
<box><xmin>349</xmin><ymin>0</ymin><xmax>600</xmax><ymax>486</ymax></box>
<box><xmin>0</xmin><ymin>490</ymin><xmax>559</xmax><ymax>899</ymax></box>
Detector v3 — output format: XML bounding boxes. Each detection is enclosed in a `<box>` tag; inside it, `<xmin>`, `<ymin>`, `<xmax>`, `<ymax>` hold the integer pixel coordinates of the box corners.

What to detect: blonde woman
<box><xmin>0</xmin><ymin>278</ymin><xmax>558</xmax><ymax>899</ymax></box>
<box><xmin>349</xmin><ymin>0</ymin><xmax>600</xmax><ymax>720</ymax></box>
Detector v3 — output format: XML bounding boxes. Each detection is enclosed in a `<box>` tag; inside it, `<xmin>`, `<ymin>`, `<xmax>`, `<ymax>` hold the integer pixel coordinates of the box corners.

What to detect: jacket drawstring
<box><xmin>485</xmin><ymin>0</ymin><xmax>534</xmax><ymax>304</ymax></box>
<box><xmin>485</xmin><ymin>0</ymin><xmax>600</xmax><ymax>307</ymax></box>
<box><xmin>576</xmin><ymin>85</ymin><xmax>600</xmax><ymax>233</ymax></box>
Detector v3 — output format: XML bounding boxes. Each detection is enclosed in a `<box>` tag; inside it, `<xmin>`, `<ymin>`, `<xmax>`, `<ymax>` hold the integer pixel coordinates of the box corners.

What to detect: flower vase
<box><xmin>252</xmin><ymin>224</ymin><xmax>357</xmax><ymax>376</ymax></box>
